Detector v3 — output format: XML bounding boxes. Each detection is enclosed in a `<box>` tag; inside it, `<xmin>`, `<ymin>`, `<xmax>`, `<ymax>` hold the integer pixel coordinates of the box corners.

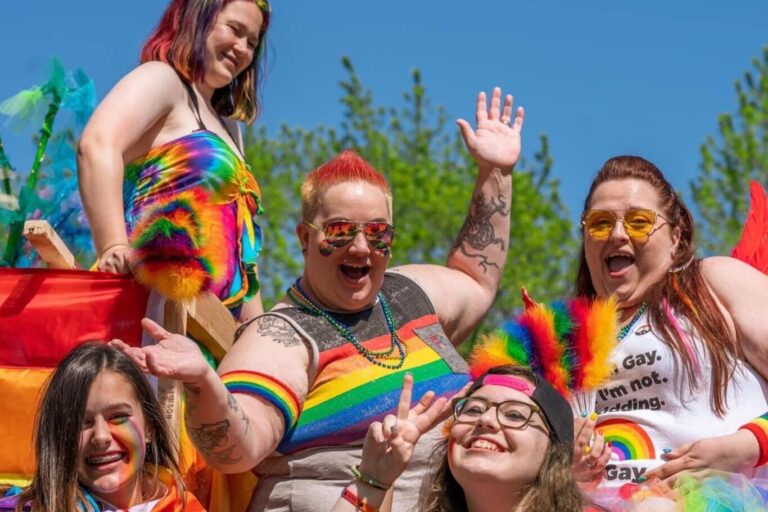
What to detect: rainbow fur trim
<box><xmin>221</xmin><ymin>370</ymin><xmax>302</xmax><ymax>429</ymax></box>
<box><xmin>130</xmin><ymin>188</ymin><xmax>229</xmax><ymax>301</ymax></box>
<box><xmin>469</xmin><ymin>296</ymin><xmax>618</xmax><ymax>397</ymax></box>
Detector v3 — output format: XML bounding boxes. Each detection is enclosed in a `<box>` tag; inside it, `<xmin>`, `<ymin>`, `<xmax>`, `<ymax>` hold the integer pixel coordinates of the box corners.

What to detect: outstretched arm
<box><xmin>112</xmin><ymin>314</ymin><xmax>310</xmax><ymax>472</ymax></box>
<box><xmin>394</xmin><ymin>87</ymin><xmax>524</xmax><ymax>344</ymax></box>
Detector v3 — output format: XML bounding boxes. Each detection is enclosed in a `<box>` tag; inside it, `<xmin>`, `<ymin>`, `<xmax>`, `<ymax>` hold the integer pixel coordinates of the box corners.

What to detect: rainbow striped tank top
<box><xmin>275</xmin><ymin>272</ymin><xmax>469</xmax><ymax>454</ymax></box>
<box><xmin>123</xmin><ymin>130</ymin><xmax>262</xmax><ymax>309</ymax></box>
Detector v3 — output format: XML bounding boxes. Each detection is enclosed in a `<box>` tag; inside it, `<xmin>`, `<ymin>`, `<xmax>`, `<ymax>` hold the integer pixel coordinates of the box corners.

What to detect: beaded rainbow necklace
<box><xmin>618</xmin><ymin>302</ymin><xmax>648</xmax><ymax>340</ymax></box>
<box><xmin>286</xmin><ymin>279</ymin><xmax>407</xmax><ymax>369</ymax></box>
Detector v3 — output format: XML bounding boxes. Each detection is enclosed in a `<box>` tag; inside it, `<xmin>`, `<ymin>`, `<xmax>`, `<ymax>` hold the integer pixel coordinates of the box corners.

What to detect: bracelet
<box><xmin>341</xmin><ymin>488</ymin><xmax>378</xmax><ymax>512</ymax></box>
<box><xmin>740</xmin><ymin>413</ymin><xmax>768</xmax><ymax>467</ymax></box>
<box><xmin>350</xmin><ymin>465</ymin><xmax>390</xmax><ymax>490</ymax></box>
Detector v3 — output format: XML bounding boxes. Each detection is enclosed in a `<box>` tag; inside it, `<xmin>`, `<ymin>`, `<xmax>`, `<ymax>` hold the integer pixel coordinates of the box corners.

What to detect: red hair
<box><xmin>301</xmin><ymin>150</ymin><xmax>392</xmax><ymax>221</ymax></box>
<box><xmin>140</xmin><ymin>0</ymin><xmax>270</xmax><ymax>123</ymax></box>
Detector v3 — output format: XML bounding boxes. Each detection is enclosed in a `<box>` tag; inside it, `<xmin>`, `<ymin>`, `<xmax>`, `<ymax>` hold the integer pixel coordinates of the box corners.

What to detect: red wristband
<box><xmin>341</xmin><ymin>488</ymin><xmax>378</xmax><ymax>512</ymax></box>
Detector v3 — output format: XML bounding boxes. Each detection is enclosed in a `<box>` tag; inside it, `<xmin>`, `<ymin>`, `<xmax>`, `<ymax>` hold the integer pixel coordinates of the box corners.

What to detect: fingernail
<box><xmin>607</xmin><ymin>441</ymin><xmax>612</xmax><ymax>448</ymax></box>
<box><xmin>581</xmin><ymin>411</ymin><xmax>588</xmax><ymax>417</ymax></box>
<box><xmin>589</xmin><ymin>412</ymin><xmax>599</xmax><ymax>421</ymax></box>
<box><xmin>635</xmin><ymin>475</ymin><xmax>647</xmax><ymax>483</ymax></box>
<box><xmin>662</xmin><ymin>448</ymin><xmax>672</xmax><ymax>454</ymax></box>
<box><xmin>583</xmin><ymin>446</ymin><xmax>592</xmax><ymax>455</ymax></box>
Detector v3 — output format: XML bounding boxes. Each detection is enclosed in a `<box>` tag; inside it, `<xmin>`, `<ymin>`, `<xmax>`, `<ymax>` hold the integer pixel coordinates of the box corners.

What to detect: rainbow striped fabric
<box><xmin>277</xmin><ymin>273</ymin><xmax>469</xmax><ymax>454</ymax></box>
<box><xmin>222</xmin><ymin>370</ymin><xmax>302</xmax><ymax>430</ymax></box>
<box><xmin>124</xmin><ymin>130</ymin><xmax>262</xmax><ymax>308</ymax></box>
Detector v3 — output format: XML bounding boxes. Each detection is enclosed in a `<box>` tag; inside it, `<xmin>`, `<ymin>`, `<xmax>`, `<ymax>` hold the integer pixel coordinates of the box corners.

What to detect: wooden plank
<box><xmin>185</xmin><ymin>291</ymin><xmax>236</xmax><ymax>361</ymax></box>
<box><xmin>158</xmin><ymin>300</ymin><xmax>188</xmax><ymax>435</ymax></box>
<box><xmin>22</xmin><ymin>220</ymin><xmax>76</xmax><ymax>269</ymax></box>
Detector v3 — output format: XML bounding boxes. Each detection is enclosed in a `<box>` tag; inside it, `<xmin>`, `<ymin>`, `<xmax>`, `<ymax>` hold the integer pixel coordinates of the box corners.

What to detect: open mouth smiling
<box><xmin>340</xmin><ymin>263</ymin><xmax>371</xmax><ymax>280</ymax></box>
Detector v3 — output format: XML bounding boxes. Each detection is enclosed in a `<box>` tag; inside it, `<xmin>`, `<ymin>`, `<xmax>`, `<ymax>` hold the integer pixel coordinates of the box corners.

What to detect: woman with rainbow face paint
<box><xmin>330</xmin><ymin>367</ymin><xmax>591</xmax><ymax>512</ymax></box>
<box><xmin>0</xmin><ymin>343</ymin><xmax>204</xmax><ymax>511</ymax></box>
<box><xmin>78</xmin><ymin>0</ymin><xmax>271</xmax><ymax>322</ymax></box>
<box><xmin>568</xmin><ymin>157</ymin><xmax>768</xmax><ymax>510</ymax></box>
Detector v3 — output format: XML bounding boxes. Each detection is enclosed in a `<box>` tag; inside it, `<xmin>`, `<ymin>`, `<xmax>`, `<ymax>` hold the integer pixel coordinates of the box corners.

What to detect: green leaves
<box><xmin>245</xmin><ymin>59</ymin><xmax>576</xmax><ymax>336</ymax></box>
<box><xmin>692</xmin><ymin>46</ymin><xmax>768</xmax><ymax>256</ymax></box>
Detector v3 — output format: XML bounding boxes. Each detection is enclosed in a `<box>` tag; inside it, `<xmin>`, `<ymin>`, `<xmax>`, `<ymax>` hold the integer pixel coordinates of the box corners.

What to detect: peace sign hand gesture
<box><xmin>457</xmin><ymin>87</ymin><xmax>524</xmax><ymax>172</ymax></box>
<box><xmin>357</xmin><ymin>374</ymin><xmax>451</xmax><ymax>488</ymax></box>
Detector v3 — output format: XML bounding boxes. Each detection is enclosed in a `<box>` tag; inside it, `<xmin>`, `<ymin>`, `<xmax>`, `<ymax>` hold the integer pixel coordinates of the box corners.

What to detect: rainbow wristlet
<box><xmin>739</xmin><ymin>412</ymin><xmax>768</xmax><ymax>467</ymax></box>
<box><xmin>221</xmin><ymin>370</ymin><xmax>302</xmax><ymax>429</ymax></box>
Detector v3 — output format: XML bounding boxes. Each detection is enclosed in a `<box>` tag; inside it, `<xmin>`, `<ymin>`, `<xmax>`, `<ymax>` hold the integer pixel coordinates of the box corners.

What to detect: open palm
<box><xmin>457</xmin><ymin>87</ymin><xmax>524</xmax><ymax>171</ymax></box>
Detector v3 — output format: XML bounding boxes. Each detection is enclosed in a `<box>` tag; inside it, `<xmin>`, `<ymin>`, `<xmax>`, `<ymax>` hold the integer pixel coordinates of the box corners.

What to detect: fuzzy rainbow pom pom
<box><xmin>129</xmin><ymin>188</ymin><xmax>229</xmax><ymax>302</ymax></box>
<box><xmin>469</xmin><ymin>296</ymin><xmax>618</xmax><ymax>404</ymax></box>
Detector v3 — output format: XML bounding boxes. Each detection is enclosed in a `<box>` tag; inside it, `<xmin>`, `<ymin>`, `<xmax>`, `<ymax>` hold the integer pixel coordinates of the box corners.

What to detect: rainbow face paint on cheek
<box><xmin>110</xmin><ymin>417</ymin><xmax>147</xmax><ymax>486</ymax></box>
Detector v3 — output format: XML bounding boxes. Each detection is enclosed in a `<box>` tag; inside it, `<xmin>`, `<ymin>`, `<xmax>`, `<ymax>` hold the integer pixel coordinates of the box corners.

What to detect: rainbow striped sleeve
<box><xmin>221</xmin><ymin>370</ymin><xmax>302</xmax><ymax>429</ymax></box>
<box><xmin>740</xmin><ymin>412</ymin><xmax>768</xmax><ymax>467</ymax></box>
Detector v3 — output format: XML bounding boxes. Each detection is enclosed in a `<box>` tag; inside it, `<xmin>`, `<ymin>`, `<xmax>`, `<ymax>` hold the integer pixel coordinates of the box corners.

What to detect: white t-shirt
<box><xmin>591</xmin><ymin>311</ymin><xmax>768</xmax><ymax>488</ymax></box>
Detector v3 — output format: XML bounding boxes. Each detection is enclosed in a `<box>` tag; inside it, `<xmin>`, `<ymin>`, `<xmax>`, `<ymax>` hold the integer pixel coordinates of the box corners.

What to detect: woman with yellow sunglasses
<box><xmin>573</xmin><ymin>156</ymin><xmax>768</xmax><ymax>509</ymax></box>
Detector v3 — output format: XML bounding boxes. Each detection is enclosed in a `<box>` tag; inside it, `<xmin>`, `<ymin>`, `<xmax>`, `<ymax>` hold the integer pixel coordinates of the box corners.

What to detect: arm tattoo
<box><xmin>256</xmin><ymin>316</ymin><xmax>303</xmax><ymax>347</ymax></box>
<box><xmin>188</xmin><ymin>419</ymin><xmax>243</xmax><ymax>465</ymax></box>
<box><xmin>226</xmin><ymin>392</ymin><xmax>252</xmax><ymax>434</ymax></box>
<box><xmin>452</xmin><ymin>190</ymin><xmax>509</xmax><ymax>273</ymax></box>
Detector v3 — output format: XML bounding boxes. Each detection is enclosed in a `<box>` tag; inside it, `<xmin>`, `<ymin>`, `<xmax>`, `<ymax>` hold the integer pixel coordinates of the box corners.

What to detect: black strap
<box><xmin>179</xmin><ymin>79</ymin><xmax>206</xmax><ymax>131</ymax></box>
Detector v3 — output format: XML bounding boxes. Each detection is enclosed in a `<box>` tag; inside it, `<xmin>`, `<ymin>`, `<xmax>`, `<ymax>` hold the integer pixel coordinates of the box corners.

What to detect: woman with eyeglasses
<box><xmin>573</xmin><ymin>156</ymin><xmax>768</xmax><ymax>505</ymax></box>
<box><xmin>330</xmin><ymin>367</ymin><xmax>591</xmax><ymax>512</ymax></box>
<box><xmin>113</xmin><ymin>87</ymin><xmax>525</xmax><ymax>511</ymax></box>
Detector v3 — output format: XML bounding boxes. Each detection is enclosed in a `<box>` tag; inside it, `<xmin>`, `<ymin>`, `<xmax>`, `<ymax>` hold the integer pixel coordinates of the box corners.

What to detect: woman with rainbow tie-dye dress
<box><xmin>78</xmin><ymin>0</ymin><xmax>271</xmax><ymax>321</ymax></box>
<box><xmin>113</xmin><ymin>87</ymin><xmax>525</xmax><ymax>512</ymax></box>
<box><xmin>568</xmin><ymin>156</ymin><xmax>768</xmax><ymax>510</ymax></box>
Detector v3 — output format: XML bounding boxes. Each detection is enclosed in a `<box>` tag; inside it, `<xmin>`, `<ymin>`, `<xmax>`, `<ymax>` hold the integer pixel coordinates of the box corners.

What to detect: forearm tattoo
<box><xmin>188</xmin><ymin>419</ymin><xmax>243</xmax><ymax>465</ymax></box>
<box><xmin>452</xmin><ymin>190</ymin><xmax>509</xmax><ymax>273</ymax></box>
<box><xmin>227</xmin><ymin>391</ymin><xmax>251</xmax><ymax>434</ymax></box>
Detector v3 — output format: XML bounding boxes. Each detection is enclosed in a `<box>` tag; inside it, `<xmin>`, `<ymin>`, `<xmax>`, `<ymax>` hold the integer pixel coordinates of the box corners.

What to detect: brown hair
<box><xmin>14</xmin><ymin>343</ymin><xmax>185</xmax><ymax>511</ymax></box>
<box><xmin>576</xmin><ymin>155</ymin><xmax>738</xmax><ymax>415</ymax></box>
<box><xmin>418</xmin><ymin>366</ymin><xmax>585</xmax><ymax>512</ymax></box>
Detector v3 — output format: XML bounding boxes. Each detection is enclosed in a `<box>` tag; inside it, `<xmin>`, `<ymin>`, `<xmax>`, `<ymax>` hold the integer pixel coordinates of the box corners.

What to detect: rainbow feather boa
<box><xmin>469</xmin><ymin>296</ymin><xmax>618</xmax><ymax>400</ymax></box>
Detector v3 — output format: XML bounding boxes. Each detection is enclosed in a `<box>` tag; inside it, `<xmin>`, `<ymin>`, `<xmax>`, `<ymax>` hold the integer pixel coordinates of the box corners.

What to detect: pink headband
<box><xmin>481</xmin><ymin>374</ymin><xmax>536</xmax><ymax>396</ymax></box>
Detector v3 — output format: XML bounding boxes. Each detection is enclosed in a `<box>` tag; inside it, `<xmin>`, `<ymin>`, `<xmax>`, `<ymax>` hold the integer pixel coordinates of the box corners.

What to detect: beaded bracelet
<box><xmin>740</xmin><ymin>412</ymin><xmax>768</xmax><ymax>467</ymax></box>
<box><xmin>341</xmin><ymin>488</ymin><xmax>378</xmax><ymax>512</ymax></box>
<box><xmin>350</xmin><ymin>465</ymin><xmax>390</xmax><ymax>490</ymax></box>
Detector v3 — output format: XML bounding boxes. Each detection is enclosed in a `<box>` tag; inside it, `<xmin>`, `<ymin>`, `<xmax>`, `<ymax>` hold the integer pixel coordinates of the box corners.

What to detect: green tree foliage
<box><xmin>245</xmin><ymin>58</ymin><xmax>576</xmax><ymax>333</ymax></box>
<box><xmin>693</xmin><ymin>47</ymin><xmax>768</xmax><ymax>256</ymax></box>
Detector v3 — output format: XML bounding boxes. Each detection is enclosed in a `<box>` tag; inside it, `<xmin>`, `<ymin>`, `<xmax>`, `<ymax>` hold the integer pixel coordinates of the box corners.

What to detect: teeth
<box><xmin>87</xmin><ymin>454</ymin><xmax>123</xmax><ymax>465</ymax></box>
<box><xmin>470</xmin><ymin>439</ymin><xmax>501</xmax><ymax>452</ymax></box>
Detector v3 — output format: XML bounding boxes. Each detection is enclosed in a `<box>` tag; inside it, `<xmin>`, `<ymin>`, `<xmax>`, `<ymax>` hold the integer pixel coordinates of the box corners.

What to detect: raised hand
<box><xmin>358</xmin><ymin>374</ymin><xmax>449</xmax><ymax>488</ymax></box>
<box><xmin>573</xmin><ymin>414</ymin><xmax>612</xmax><ymax>490</ymax></box>
<box><xmin>456</xmin><ymin>87</ymin><xmax>524</xmax><ymax>172</ymax></box>
<box><xmin>109</xmin><ymin>317</ymin><xmax>211</xmax><ymax>384</ymax></box>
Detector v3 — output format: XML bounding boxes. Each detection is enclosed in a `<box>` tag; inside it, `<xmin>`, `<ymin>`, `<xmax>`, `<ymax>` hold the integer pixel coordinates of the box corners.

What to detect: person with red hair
<box><xmin>78</xmin><ymin>0</ymin><xmax>271</xmax><ymax>321</ymax></box>
<box><xmin>114</xmin><ymin>87</ymin><xmax>525</xmax><ymax>511</ymax></box>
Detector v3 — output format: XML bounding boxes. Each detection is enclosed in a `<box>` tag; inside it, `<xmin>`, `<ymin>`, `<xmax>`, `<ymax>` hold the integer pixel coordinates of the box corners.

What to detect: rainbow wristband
<box><xmin>221</xmin><ymin>370</ymin><xmax>302</xmax><ymax>429</ymax></box>
<box><xmin>739</xmin><ymin>412</ymin><xmax>768</xmax><ymax>467</ymax></box>
<box><xmin>341</xmin><ymin>488</ymin><xmax>378</xmax><ymax>512</ymax></box>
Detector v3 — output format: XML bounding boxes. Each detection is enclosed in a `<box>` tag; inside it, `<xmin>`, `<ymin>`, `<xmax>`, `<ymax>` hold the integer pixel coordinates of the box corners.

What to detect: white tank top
<box><xmin>592</xmin><ymin>311</ymin><xmax>768</xmax><ymax>488</ymax></box>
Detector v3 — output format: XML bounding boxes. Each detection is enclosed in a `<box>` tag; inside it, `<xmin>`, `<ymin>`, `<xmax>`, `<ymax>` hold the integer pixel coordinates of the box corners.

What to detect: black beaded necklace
<box><xmin>286</xmin><ymin>279</ymin><xmax>407</xmax><ymax>369</ymax></box>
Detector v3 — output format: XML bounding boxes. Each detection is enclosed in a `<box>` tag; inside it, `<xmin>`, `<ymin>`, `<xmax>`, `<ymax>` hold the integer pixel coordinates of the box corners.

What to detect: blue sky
<box><xmin>2</xmin><ymin>0</ymin><xmax>766</xmax><ymax>217</ymax></box>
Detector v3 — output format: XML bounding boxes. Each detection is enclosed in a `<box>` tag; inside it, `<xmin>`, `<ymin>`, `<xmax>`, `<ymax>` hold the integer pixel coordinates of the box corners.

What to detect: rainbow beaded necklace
<box><xmin>286</xmin><ymin>279</ymin><xmax>407</xmax><ymax>369</ymax></box>
<box><xmin>618</xmin><ymin>303</ymin><xmax>648</xmax><ymax>340</ymax></box>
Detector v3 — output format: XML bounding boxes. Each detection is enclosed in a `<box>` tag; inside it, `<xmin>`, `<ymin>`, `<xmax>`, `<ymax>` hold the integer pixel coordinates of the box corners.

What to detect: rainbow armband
<box><xmin>739</xmin><ymin>412</ymin><xmax>768</xmax><ymax>467</ymax></box>
<box><xmin>221</xmin><ymin>370</ymin><xmax>302</xmax><ymax>429</ymax></box>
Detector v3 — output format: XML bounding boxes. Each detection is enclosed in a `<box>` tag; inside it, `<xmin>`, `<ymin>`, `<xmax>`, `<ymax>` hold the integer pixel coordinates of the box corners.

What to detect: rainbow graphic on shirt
<box><xmin>598</xmin><ymin>418</ymin><xmax>656</xmax><ymax>460</ymax></box>
<box><xmin>277</xmin><ymin>313</ymin><xmax>469</xmax><ymax>454</ymax></box>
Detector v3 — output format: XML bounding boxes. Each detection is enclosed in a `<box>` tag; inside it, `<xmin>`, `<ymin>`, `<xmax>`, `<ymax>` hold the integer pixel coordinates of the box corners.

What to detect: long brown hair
<box><xmin>15</xmin><ymin>343</ymin><xmax>185</xmax><ymax>511</ymax></box>
<box><xmin>418</xmin><ymin>366</ymin><xmax>585</xmax><ymax>512</ymax></box>
<box><xmin>575</xmin><ymin>156</ymin><xmax>738</xmax><ymax>415</ymax></box>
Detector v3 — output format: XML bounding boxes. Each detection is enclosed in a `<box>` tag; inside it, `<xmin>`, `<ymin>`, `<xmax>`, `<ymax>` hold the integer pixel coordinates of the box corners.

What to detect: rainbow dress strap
<box><xmin>124</xmin><ymin>130</ymin><xmax>263</xmax><ymax>309</ymax></box>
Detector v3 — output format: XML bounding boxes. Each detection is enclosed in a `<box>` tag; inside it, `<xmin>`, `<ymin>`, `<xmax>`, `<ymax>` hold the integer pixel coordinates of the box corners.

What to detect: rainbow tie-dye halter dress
<box><xmin>123</xmin><ymin>130</ymin><xmax>263</xmax><ymax>309</ymax></box>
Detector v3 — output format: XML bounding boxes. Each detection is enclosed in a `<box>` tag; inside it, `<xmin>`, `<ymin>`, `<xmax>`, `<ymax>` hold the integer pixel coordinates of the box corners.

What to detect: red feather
<box><xmin>732</xmin><ymin>181</ymin><xmax>768</xmax><ymax>274</ymax></box>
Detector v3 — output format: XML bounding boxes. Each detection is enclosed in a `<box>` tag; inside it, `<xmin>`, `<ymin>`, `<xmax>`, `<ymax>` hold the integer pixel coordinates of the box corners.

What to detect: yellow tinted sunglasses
<box><xmin>581</xmin><ymin>209</ymin><xmax>670</xmax><ymax>240</ymax></box>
